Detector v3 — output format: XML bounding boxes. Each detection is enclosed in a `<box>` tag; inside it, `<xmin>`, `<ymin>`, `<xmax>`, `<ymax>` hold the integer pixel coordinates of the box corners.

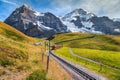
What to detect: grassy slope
<box><xmin>0</xmin><ymin>22</ymin><xmax>71</xmax><ymax>80</ymax></box>
<box><xmin>53</xmin><ymin>33</ymin><xmax>120</xmax><ymax>80</ymax></box>
<box><xmin>53</xmin><ymin>33</ymin><xmax>120</xmax><ymax>51</ymax></box>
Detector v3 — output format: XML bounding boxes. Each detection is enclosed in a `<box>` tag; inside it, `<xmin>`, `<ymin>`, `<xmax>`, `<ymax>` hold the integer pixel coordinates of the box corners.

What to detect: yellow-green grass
<box><xmin>0</xmin><ymin>21</ymin><xmax>40</xmax><ymax>65</ymax></box>
<box><xmin>72</xmin><ymin>48</ymin><xmax>120</xmax><ymax>69</ymax></box>
<box><xmin>0</xmin><ymin>22</ymin><xmax>32</xmax><ymax>42</ymax></box>
<box><xmin>53</xmin><ymin>33</ymin><xmax>120</xmax><ymax>51</ymax></box>
<box><xmin>0</xmin><ymin>22</ymin><xmax>71</xmax><ymax>80</ymax></box>
<box><xmin>54</xmin><ymin>47</ymin><xmax>120</xmax><ymax>80</ymax></box>
<box><xmin>53</xmin><ymin>31</ymin><xmax>120</xmax><ymax>80</ymax></box>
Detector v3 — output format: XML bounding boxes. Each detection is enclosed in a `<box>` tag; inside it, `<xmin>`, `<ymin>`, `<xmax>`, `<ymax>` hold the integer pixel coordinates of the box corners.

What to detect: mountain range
<box><xmin>4</xmin><ymin>4</ymin><xmax>120</xmax><ymax>38</ymax></box>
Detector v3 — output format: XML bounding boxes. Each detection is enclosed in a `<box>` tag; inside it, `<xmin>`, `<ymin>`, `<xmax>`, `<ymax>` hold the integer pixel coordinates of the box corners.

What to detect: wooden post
<box><xmin>42</xmin><ymin>49</ymin><xmax>44</xmax><ymax>61</ymax></box>
<box><xmin>46</xmin><ymin>40</ymin><xmax>50</xmax><ymax>72</ymax></box>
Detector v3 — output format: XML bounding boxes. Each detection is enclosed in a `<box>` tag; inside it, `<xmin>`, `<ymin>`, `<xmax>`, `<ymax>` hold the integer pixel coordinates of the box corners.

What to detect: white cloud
<box><xmin>79</xmin><ymin>0</ymin><xmax>120</xmax><ymax>18</ymax></box>
<box><xmin>49</xmin><ymin>0</ymin><xmax>120</xmax><ymax>18</ymax></box>
<box><xmin>0</xmin><ymin>0</ymin><xmax>18</xmax><ymax>6</ymax></box>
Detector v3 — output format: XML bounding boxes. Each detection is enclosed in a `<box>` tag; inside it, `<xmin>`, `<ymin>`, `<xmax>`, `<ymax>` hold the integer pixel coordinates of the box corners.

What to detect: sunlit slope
<box><xmin>0</xmin><ymin>21</ymin><xmax>38</xmax><ymax>67</ymax></box>
<box><xmin>0</xmin><ymin>21</ymin><xmax>32</xmax><ymax>41</ymax></box>
<box><xmin>0</xmin><ymin>22</ymin><xmax>71</xmax><ymax>80</ymax></box>
<box><xmin>53</xmin><ymin>32</ymin><xmax>120</xmax><ymax>51</ymax></box>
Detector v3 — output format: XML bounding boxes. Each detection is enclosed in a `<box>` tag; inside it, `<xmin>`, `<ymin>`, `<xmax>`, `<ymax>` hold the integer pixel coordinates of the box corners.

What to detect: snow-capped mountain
<box><xmin>62</xmin><ymin>8</ymin><xmax>96</xmax><ymax>22</ymax></box>
<box><xmin>61</xmin><ymin>8</ymin><xmax>120</xmax><ymax>35</ymax></box>
<box><xmin>4</xmin><ymin>5</ymin><xmax>120</xmax><ymax>37</ymax></box>
<box><xmin>113</xmin><ymin>18</ymin><xmax>120</xmax><ymax>22</ymax></box>
<box><xmin>4</xmin><ymin>4</ymin><xmax>67</xmax><ymax>38</ymax></box>
<box><xmin>61</xmin><ymin>8</ymin><xmax>102</xmax><ymax>33</ymax></box>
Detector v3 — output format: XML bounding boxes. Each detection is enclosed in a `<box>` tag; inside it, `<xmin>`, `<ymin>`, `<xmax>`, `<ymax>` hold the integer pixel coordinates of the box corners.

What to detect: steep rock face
<box><xmin>39</xmin><ymin>12</ymin><xmax>67</xmax><ymax>32</ymax></box>
<box><xmin>4</xmin><ymin>4</ymin><xmax>67</xmax><ymax>38</ymax></box>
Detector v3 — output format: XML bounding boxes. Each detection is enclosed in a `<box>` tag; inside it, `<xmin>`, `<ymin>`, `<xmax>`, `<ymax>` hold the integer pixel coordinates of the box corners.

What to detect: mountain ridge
<box><xmin>4</xmin><ymin>4</ymin><xmax>120</xmax><ymax>37</ymax></box>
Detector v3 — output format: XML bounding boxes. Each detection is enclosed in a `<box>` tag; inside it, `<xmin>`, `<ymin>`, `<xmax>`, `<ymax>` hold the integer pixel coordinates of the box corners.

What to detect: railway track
<box><xmin>50</xmin><ymin>51</ymin><xmax>96</xmax><ymax>80</ymax></box>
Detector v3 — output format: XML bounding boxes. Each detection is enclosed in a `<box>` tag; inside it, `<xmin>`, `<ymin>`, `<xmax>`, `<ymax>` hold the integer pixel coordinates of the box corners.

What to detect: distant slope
<box><xmin>53</xmin><ymin>33</ymin><xmax>120</xmax><ymax>51</ymax></box>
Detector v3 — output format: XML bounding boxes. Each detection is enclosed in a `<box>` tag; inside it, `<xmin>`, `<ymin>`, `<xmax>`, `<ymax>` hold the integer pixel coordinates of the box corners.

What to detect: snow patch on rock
<box><xmin>36</xmin><ymin>21</ymin><xmax>52</xmax><ymax>30</ymax></box>
<box><xmin>34</xmin><ymin>11</ymin><xmax>44</xmax><ymax>16</ymax></box>
<box><xmin>114</xmin><ymin>29</ymin><xmax>120</xmax><ymax>32</ymax></box>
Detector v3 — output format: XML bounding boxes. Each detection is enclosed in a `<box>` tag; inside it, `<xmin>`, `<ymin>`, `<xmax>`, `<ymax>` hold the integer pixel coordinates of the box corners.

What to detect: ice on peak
<box><xmin>113</xmin><ymin>18</ymin><xmax>120</xmax><ymax>22</ymax></box>
<box><xmin>81</xmin><ymin>21</ymin><xmax>93</xmax><ymax>28</ymax></box>
<box><xmin>63</xmin><ymin>8</ymin><xmax>96</xmax><ymax>22</ymax></box>
<box><xmin>36</xmin><ymin>21</ymin><xmax>52</xmax><ymax>30</ymax></box>
<box><xmin>114</xmin><ymin>29</ymin><xmax>120</xmax><ymax>32</ymax></box>
<box><xmin>34</xmin><ymin>11</ymin><xmax>44</xmax><ymax>16</ymax></box>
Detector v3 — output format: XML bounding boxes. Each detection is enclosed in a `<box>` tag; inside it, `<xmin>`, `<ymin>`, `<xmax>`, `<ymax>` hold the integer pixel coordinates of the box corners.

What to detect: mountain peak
<box><xmin>22</xmin><ymin>4</ymin><xmax>28</xmax><ymax>7</ymax></box>
<box><xmin>72</xmin><ymin>8</ymin><xmax>92</xmax><ymax>16</ymax></box>
<box><xmin>21</xmin><ymin>4</ymin><xmax>29</xmax><ymax>8</ymax></box>
<box><xmin>74</xmin><ymin>8</ymin><xmax>86</xmax><ymax>12</ymax></box>
<box><xmin>62</xmin><ymin>8</ymin><xmax>96</xmax><ymax>22</ymax></box>
<box><xmin>19</xmin><ymin>4</ymin><xmax>33</xmax><ymax>11</ymax></box>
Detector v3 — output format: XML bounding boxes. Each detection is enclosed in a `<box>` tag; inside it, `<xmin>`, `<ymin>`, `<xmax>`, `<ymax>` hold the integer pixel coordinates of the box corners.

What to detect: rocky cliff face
<box><xmin>4</xmin><ymin>4</ymin><xmax>67</xmax><ymax>38</ymax></box>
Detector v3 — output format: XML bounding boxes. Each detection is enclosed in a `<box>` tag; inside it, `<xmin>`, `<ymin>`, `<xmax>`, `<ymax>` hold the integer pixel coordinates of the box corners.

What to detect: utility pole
<box><xmin>46</xmin><ymin>36</ymin><xmax>55</xmax><ymax>72</ymax></box>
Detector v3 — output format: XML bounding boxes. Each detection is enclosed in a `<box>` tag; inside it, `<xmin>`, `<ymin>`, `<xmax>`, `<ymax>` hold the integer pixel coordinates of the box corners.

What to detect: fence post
<box><xmin>99</xmin><ymin>64</ymin><xmax>102</xmax><ymax>72</ymax></box>
<box><xmin>46</xmin><ymin>40</ymin><xmax>50</xmax><ymax>72</ymax></box>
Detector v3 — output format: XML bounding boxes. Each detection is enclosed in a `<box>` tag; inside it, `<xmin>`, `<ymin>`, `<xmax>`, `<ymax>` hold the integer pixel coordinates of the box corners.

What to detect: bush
<box><xmin>0</xmin><ymin>59</ymin><xmax>13</xmax><ymax>67</ymax></box>
<box><xmin>27</xmin><ymin>69</ymin><xmax>47</xmax><ymax>80</ymax></box>
<box><xmin>32</xmin><ymin>60</ymin><xmax>39</xmax><ymax>64</ymax></box>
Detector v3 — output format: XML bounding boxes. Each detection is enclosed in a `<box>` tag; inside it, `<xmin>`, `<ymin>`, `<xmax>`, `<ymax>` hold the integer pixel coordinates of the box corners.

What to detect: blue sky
<box><xmin>0</xmin><ymin>0</ymin><xmax>120</xmax><ymax>21</ymax></box>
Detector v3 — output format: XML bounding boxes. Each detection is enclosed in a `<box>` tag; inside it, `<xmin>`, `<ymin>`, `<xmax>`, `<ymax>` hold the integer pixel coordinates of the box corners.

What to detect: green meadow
<box><xmin>53</xmin><ymin>33</ymin><xmax>120</xmax><ymax>80</ymax></box>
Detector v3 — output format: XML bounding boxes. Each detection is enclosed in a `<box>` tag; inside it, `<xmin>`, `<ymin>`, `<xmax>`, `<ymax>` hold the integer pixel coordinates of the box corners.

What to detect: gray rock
<box><xmin>90</xmin><ymin>16</ymin><xmax>120</xmax><ymax>35</ymax></box>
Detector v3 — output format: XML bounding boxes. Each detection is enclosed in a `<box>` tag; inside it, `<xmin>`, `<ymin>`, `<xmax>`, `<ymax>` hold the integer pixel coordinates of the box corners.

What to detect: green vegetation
<box><xmin>54</xmin><ymin>47</ymin><xmax>120</xmax><ymax>80</ymax></box>
<box><xmin>53</xmin><ymin>33</ymin><xmax>120</xmax><ymax>80</ymax></box>
<box><xmin>0</xmin><ymin>22</ymin><xmax>71</xmax><ymax>80</ymax></box>
<box><xmin>27</xmin><ymin>69</ymin><xmax>47</xmax><ymax>80</ymax></box>
<box><xmin>0</xmin><ymin>22</ymin><xmax>31</xmax><ymax>67</ymax></box>
<box><xmin>53</xmin><ymin>33</ymin><xmax>120</xmax><ymax>51</ymax></box>
<box><xmin>0</xmin><ymin>22</ymin><xmax>43</xmax><ymax>71</ymax></box>
<box><xmin>72</xmin><ymin>48</ymin><xmax>120</xmax><ymax>69</ymax></box>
